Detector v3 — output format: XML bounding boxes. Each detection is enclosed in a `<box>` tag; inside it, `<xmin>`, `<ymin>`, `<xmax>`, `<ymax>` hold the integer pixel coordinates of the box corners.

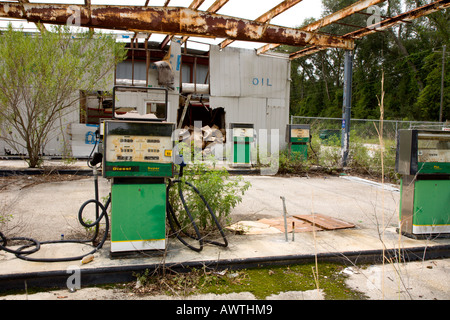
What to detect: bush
<box><xmin>277</xmin><ymin>149</ymin><xmax>309</xmax><ymax>175</ymax></box>
<box><xmin>168</xmin><ymin>159</ymin><xmax>251</xmax><ymax>236</ymax></box>
<box><xmin>275</xmin><ymin>129</ymin><xmax>399</xmax><ymax>183</ymax></box>
<box><xmin>349</xmin><ymin>138</ymin><xmax>399</xmax><ymax>182</ymax></box>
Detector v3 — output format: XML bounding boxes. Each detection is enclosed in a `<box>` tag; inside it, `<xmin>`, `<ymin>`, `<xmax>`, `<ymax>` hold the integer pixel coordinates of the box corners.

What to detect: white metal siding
<box><xmin>210</xmin><ymin>46</ymin><xmax>241</xmax><ymax>97</ymax></box>
<box><xmin>210</xmin><ymin>45</ymin><xmax>290</xmax><ymax>148</ymax></box>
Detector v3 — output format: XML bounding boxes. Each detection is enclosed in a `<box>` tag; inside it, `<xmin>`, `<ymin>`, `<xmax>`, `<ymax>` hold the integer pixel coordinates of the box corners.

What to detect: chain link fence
<box><xmin>288</xmin><ymin>116</ymin><xmax>447</xmax><ymax>182</ymax></box>
<box><xmin>291</xmin><ymin>116</ymin><xmax>447</xmax><ymax>142</ymax></box>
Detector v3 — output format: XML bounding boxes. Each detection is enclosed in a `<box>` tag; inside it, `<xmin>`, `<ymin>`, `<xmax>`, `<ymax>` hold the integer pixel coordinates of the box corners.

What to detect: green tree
<box><xmin>0</xmin><ymin>24</ymin><xmax>127</xmax><ymax>167</ymax></box>
<box><xmin>413</xmin><ymin>50</ymin><xmax>449</xmax><ymax>121</ymax></box>
<box><xmin>287</xmin><ymin>0</ymin><xmax>449</xmax><ymax>122</ymax></box>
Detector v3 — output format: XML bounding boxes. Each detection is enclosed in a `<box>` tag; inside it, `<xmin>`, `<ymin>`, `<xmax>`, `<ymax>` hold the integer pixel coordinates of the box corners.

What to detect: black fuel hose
<box><xmin>0</xmin><ymin>135</ymin><xmax>110</xmax><ymax>262</ymax></box>
<box><xmin>0</xmin><ymin>178</ymin><xmax>110</xmax><ymax>262</ymax></box>
<box><xmin>166</xmin><ymin>163</ymin><xmax>228</xmax><ymax>252</ymax></box>
<box><xmin>1</xmin><ymin>144</ymin><xmax>227</xmax><ymax>258</ymax></box>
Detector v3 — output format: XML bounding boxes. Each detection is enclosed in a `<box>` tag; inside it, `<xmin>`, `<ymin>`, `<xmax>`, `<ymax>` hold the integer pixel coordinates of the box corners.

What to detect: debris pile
<box><xmin>177</xmin><ymin>125</ymin><xmax>227</xmax><ymax>158</ymax></box>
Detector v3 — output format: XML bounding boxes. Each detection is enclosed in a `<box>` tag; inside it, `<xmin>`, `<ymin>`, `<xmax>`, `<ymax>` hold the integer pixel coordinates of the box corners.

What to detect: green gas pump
<box><xmin>286</xmin><ymin>124</ymin><xmax>310</xmax><ymax>160</ymax></box>
<box><xmin>396</xmin><ymin>129</ymin><xmax>450</xmax><ymax>238</ymax></box>
<box><xmin>230</xmin><ymin>123</ymin><xmax>254</xmax><ymax>167</ymax></box>
<box><xmin>102</xmin><ymin>86</ymin><xmax>174</xmax><ymax>255</ymax></box>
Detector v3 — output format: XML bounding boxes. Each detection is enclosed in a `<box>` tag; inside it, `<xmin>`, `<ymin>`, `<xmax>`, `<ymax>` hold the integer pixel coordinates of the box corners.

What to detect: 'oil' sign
<box><xmin>252</xmin><ymin>77</ymin><xmax>272</xmax><ymax>86</ymax></box>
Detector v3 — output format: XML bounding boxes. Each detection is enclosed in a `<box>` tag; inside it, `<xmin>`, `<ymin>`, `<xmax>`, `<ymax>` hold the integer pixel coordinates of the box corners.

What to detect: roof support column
<box><xmin>341</xmin><ymin>50</ymin><xmax>353</xmax><ymax>167</ymax></box>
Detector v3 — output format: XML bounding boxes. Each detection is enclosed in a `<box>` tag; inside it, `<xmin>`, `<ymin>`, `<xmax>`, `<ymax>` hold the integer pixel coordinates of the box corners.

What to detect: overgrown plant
<box><xmin>131</xmin><ymin>263</ymin><xmax>366</xmax><ymax>299</ymax></box>
<box><xmin>347</xmin><ymin>133</ymin><xmax>399</xmax><ymax>183</ymax></box>
<box><xmin>0</xmin><ymin>24</ymin><xmax>127</xmax><ymax>167</ymax></box>
<box><xmin>277</xmin><ymin>149</ymin><xmax>310</xmax><ymax>175</ymax></box>
<box><xmin>168</xmin><ymin>157</ymin><xmax>251</xmax><ymax>235</ymax></box>
<box><xmin>281</xmin><ymin>128</ymin><xmax>398</xmax><ymax>182</ymax></box>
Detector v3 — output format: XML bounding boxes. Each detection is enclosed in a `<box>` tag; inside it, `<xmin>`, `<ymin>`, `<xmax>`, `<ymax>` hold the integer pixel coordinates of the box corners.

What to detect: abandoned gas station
<box><xmin>0</xmin><ymin>0</ymin><xmax>449</xmax><ymax>299</ymax></box>
<box><xmin>1</xmin><ymin>0</ymin><xmax>448</xmax><ymax>164</ymax></box>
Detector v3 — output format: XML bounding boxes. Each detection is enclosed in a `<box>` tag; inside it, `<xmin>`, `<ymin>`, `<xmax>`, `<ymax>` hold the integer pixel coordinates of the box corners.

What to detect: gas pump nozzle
<box><xmin>173</xmin><ymin>152</ymin><xmax>186</xmax><ymax>177</ymax></box>
<box><xmin>90</xmin><ymin>152</ymin><xmax>103</xmax><ymax>167</ymax></box>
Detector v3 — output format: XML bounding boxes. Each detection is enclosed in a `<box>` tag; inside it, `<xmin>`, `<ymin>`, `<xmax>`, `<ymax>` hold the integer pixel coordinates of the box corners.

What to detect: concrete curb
<box><xmin>1</xmin><ymin>244</ymin><xmax>449</xmax><ymax>292</ymax></box>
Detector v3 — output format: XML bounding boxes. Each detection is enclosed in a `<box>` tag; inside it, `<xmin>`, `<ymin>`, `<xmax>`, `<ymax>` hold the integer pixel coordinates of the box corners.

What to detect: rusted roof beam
<box><xmin>346</xmin><ymin>0</ymin><xmax>450</xmax><ymax>39</ymax></box>
<box><xmin>355</xmin><ymin>10</ymin><xmax>412</xmax><ymax>23</ymax></box>
<box><xmin>207</xmin><ymin>0</ymin><xmax>229</xmax><ymax>13</ymax></box>
<box><xmin>0</xmin><ymin>3</ymin><xmax>354</xmax><ymax>50</ymax></box>
<box><xmin>220</xmin><ymin>0</ymin><xmax>304</xmax><ymax>49</ymax></box>
<box><xmin>289</xmin><ymin>0</ymin><xmax>450</xmax><ymax>60</ymax></box>
<box><xmin>158</xmin><ymin>32</ymin><xmax>172</xmax><ymax>50</ymax></box>
<box><xmin>85</xmin><ymin>0</ymin><xmax>93</xmax><ymax>31</ymax></box>
<box><xmin>160</xmin><ymin>0</ymin><xmax>206</xmax><ymax>49</ymax></box>
<box><xmin>333</xmin><ymin>21</ymin><xmax>383</xmax><ymax>31</ymax></box>
<box><xmin>131</xmin><ymin>0</ymin><xmax>159</xmax><ymax>45</ymax></box>
<box><xmin>257</xmin><ymin>0</ymin><xmax>386</xmax><ymax>55</ymax></box>
<box><xmin>181</xmin><ymin>0</ymin><xmax>230</xmax><ymax>44</ymax></box>
<box><xmin>142</xmin><ymin>0</ymin><xmax>171</xmax><ymax>43</ymax></box>
<box><xmin>17</xmin><ymin>0</ymin><xmax>47</xmax><ymax>33</ymax></box>
<box><xmin>288</xmin><ymin>46</ymin><xmax>324</xmax><ymax>58</ymax></box>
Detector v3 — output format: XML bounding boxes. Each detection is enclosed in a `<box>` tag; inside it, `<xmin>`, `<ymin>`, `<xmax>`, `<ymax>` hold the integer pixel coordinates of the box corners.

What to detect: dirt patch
<box><xmin>0</xmin><ymin>174</ymin><xmax>90</xmax><ymax>192</ymax></box>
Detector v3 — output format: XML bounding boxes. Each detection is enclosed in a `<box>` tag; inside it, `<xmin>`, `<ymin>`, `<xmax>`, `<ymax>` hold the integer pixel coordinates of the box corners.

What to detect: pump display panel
<box><xmin>103</xmin><ymin>120</ymin><xmax>175</xmax><ymax>178</ymax></box>
<box><xmin>286</xmin><ymin>124</ymin><xmax>310</xmax><ymax>143</ymax></box>
<box><xmin>232</xmin><ymin>127</ymin><xmax>254</xmax><ymax>138</ymax></box>
<box><xmin>230</xmin><ymin>123</ymin><xmax>254</xmax><ymax>140</ymax></box>
<box><xmin>396</xmin><ymin>130</ymin><xmax>450</xmax><ymax>175</ymax></box>
<box><xmin>417</xmin><ymin>133</ymin><xmax>450</xmax><ymax>164</ymax></box>
<box><xmin>290</xmin><ymin>128</ymin><xmax>309</xmax><ymax>141</ymax></box>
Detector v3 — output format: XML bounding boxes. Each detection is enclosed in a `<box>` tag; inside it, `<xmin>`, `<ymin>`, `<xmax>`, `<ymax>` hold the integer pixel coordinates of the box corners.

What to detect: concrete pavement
<box><xmin>0</xmin><ymin>159</ymin><xmax>449</xmax><ymax>300</ymax></box>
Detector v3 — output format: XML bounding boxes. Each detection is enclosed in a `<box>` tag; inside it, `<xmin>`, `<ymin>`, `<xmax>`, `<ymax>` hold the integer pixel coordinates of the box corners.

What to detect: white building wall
<box><xmin>0</xmin><ymin>94</ymin><xmax>80</xmax><ymax>157</ymax></box>
<box><xmin>1</xmin><ymin>39</ymin><xmax>291</xmax><ymax>157</ymax></box>
<box><xmin>209</xmin><ymin>45</ymin><xmax>291</xmax><ymax>148</ymax></box>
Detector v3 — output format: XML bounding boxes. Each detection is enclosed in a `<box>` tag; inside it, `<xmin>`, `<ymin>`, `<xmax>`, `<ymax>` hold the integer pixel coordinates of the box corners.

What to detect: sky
<box><xmin>0</xmin><ymin>0</ymin><xmax>324</xmax><ymax>49</ymax></box>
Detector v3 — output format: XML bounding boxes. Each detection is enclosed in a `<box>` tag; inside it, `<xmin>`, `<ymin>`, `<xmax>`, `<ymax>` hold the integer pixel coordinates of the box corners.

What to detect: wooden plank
<box><xmin>293</xmin><ymin>214</ymin><xmax>355</xmax><ymax>230</ymax></box>
<box><xmin>258</xmin><ymin>217</ymin><xmax>323</xmax><ymax>233</ymax></box>
<box><xmin>226</xmin><ymin>221</ymin><xmax>281</xmax><ymax>235</ymax></box>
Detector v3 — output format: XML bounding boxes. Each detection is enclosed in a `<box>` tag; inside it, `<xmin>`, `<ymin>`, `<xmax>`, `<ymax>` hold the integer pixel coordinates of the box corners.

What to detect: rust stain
<box><xmin>345</xmin><ymin>0</ymin><xmax>450</xmax><ymax>39</ymax></box>
<box><xmin>258</xmin><ymin>0</ymin><xmax>385</xmax><ymax>55</ymax></box>
<box><xmin>255</xmin><ymin>0</ymin><xmax>304</xmax><ymax>23</ymax></box>
<box><xmin>288</xmin><ymin>0</ymin><xmax>450</xmax><ymax>59</ymax></box>
<box><xmin>0</xmin><ymin>3</ymin><xmax>353</xmax><ymax>49</ymax></box>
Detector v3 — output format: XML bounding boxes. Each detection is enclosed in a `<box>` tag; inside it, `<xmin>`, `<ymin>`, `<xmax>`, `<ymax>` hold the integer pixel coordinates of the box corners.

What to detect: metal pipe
<box><xmin>341</xmin><ymin>50</ymin><xmax>353</xmax><ymax>167</ymax></box>
<box><xmin>258</xmin><ymin>0</ymin><xmax>385</xmax><ymax>55</ymax></box>
<box><xmin>280</xmin><ymin>196</ymin><xmax>288</xmax><ymax>242</ymax></box>
<box><xmin>0</xmin><ymin>3</ymin><xmax>354</xmax><ymax>50</ymax></box>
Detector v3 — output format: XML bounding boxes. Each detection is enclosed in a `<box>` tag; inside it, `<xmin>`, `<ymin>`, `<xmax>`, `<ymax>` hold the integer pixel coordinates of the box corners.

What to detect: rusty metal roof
<box><xmin>0</xmin><ymin>0</ymin><xmax>448</xmax><ymax>59</ymax></box>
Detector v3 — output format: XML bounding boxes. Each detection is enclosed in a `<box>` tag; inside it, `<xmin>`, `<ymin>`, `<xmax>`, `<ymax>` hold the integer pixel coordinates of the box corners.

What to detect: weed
<box><xmin>130</xmin><ymin>263</ymin><xmax>368</xmax><ymax>300</ymax></box>
<box><xmin>274</xmin><ymin>129</ymin><xmax>399</xmax><ymax>183</ymax></box>
<box><xmin>168</xmin><ymin>159</ymin><xmax>251</xmax><ymax>235</ymax></box>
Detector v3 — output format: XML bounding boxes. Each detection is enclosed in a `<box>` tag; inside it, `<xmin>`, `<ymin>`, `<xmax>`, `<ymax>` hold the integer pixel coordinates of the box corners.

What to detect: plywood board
<box><xmin>293</xmin><ymin>214</ymin><xmax>355</xmax><ymax>230</ymax></box>
<box><xmin>258</xmin><ymin>217</ymin><xmax>323</xmax><ymax>233</ymax></box>
<box><xmin>226</xmin><ymin>221</ymin><xmax>281</xmax><ymax>235</ymax></box>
